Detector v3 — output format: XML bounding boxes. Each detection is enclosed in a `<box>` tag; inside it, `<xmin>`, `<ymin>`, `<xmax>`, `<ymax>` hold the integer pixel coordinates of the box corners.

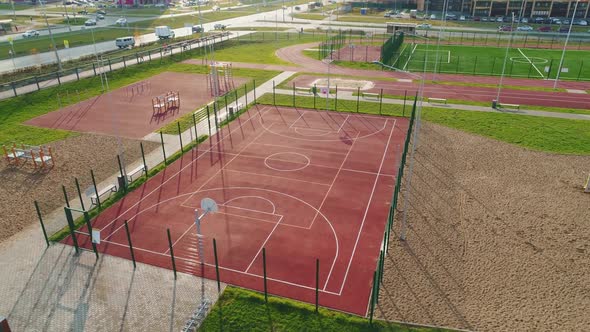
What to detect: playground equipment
<box><xmin>152</xmin><ymin>91</ymin><xmax>181</xmax><ymax>117</ymax></box>
<box><xmin>207</xmin><ymin>62</ymin><xmax>235</xmax><ymax>97</ymax></box>
<box><xmin>2</xmin><ymin>143</ymin><xmax>55</xmax><ymax>170</ymax></box>
<box><xmin>127</xmin><ymin>81</ymin><xmax>151</xmax><ymax>98</ymax></box>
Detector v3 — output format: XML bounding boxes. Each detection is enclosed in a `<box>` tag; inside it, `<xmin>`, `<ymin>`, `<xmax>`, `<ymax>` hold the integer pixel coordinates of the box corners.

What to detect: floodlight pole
<box><xmin>553</xmin><ymin>0</ymin><xmax>579</xmax><ymax>89</ymax></box>
<box><xmin>494</xmin><ymin>12</ymin><xmax>516</xmax><ymax>106</ymax></box>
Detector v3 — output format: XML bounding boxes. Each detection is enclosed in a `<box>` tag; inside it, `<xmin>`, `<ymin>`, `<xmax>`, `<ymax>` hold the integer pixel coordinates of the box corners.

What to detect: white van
<box><xmin>155</xmin><ymin>25</ymin><xmax>175</xmax><ymax>39</ymax></box>
<box><xmin>115</xmin><ymin>36</ymin><xmax>135</xmax><ymax>48</ymax></box>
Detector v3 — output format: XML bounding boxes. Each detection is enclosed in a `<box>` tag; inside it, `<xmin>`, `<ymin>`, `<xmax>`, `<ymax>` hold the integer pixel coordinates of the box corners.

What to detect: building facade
<box><xmin>415</xmin><ymin>0</ymin><xmax>589</xmax><ymax>18</ymax></box>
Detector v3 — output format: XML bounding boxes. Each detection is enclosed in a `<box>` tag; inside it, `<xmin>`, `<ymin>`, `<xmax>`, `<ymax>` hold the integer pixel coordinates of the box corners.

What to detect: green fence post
<box><xmin>34</xmin><ymin>201</ymin><xmax>49</xmax><ymax>246</ymax></box>
<box><xmin>116</xmin><ymin>154</ymin><xmax>125</xmax><ymax>192</ymax></box>
<box><xmin>62</xmin><ymin>185</ymin><xmax>70</xmax><ymax>208</ymax></box>
<box><xmin>206</xmin><ymin>105</ymin><xmax>212</xmax><ymax>137</ymax></box>
<box><xmin>192</xmin><ymin>112</ymin><xmax>198</xmax><ymax>143</ymax></box>
<box><xmin>90</xmin><ymin>169</ymin><xmax>101</xmax><ymax>209</ymax></box>
<box><xmin>64</xmin><ymin>207</ymin><xmax>80</xmax><ymax>254</ymax></box>
<box><xmin>356</xmin><ymin>87</ymin><xmax>360</xmax><ymax>112</ymax></box>
<box><xmin>123</xmin><ymin>220</ymin><xmax>136</xmax><ymax>268</ymax></box>
<box><xmin>292</xmin><ymin>82</ymin><xmax>296</xmax><ymax>107</ymax></box>
<box><xmin>177</xmin><ymin>122</ymin><xmax>183</xmax><ymax>152</ymax></box>
<box><xmin>74</xmin><ymin>177</ymin><xmax>85</xmax><ymax>211</ymax></box>
<box><xmin>379</xmin><ymin>88</ymin><xmax>383</xmax><ymax>115</ymax></box>
<box><xmin>473</xmin><ymin>56</ymin><xmax>477</xmax><ymax>75</ymax></box>
<box><xmin>315</xmin><ymin>258</ymin><xmax>320</xmax><ymax>312</ymax></box>
<box><xmin>577</xmin><ymin>61</ymin><xmax>584</xmax><ymax>81</ymax></box>
<box><xmin>313</xmin><ymin>84</ymin><xmax>317</xmax><ymax>109</ymax></box>
<box><xmin>369</xmin><ymin>270</ymin><xmax>377</xmax><ymax>323</ymax></box>
<box><xmin>83</xmin><ymin>211</ymin><xmax>98</xmax><ymax>259</ymax></box>
<box><xmin>378</xmin><ymin>249</ymin><xmax>385</xmax><ymax>286</ymax></box>
<box><xmin>253</xmin><ymin>79</ymin><xmax>257</xmax><ymax>104</ymax></box>
<box><xmin>140</xmin><ymin>142</ymin><xmax>148</xmax><ymax>176</ymax></box>
<box><xmin>224</xmin><ymin>94</ymin><xmax>229</xmax><ymax>115</ymax></box>
<box><xmin>160</xmin><ymin>131</ymin><xmax>167</xmax><ymax>164</ymax></box>
<box><xmin>167</xmin><ymin>228</ymin><xmax>177</xmax><ymax>279</ymax></box>
<box><xmin>335</xmin><ymin>85</ymin><xmax>338</xmax><ymax>111</ymax></box>
<box><xmin>244</xmin><ymin>84</ymin><xmax>248</xmax><ymax>105</ymax></box>
<box><xmin>213</xmin><ymin>238</ymin><xmax>221</xmax><ymax>292</ymax></box>
<box><xmin>123</xmin><ymin>55</ymin><xmax>126</xmax><ymax>68</ymax></box>
<box><xmin>263</xmin><ymin>247</ymin><xmax>268</xmax><ymax>303</ymax></box>
<box><xmin>273</xmin><ymin>80</ymin><xmax>276</xmax><ymax>105</ymax></box>
<box><xmin>402</xmin><ymin>90</ymin><xmax>407</xmax><ymax>116</ymax></box>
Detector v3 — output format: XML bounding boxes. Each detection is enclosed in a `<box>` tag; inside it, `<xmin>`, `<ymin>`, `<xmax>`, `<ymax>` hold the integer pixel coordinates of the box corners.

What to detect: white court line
<box><xmin>288</xmin><ymin>110</ymin><xmax>306</xmax><ymax>129</ymax></box>
<box><xmin>252</xmin><ymin>142</ymin><xmax>347</xmax><ymax>155</ymax></box>
<box><xmin>315</xmin><ymin>131</ymin><xmax>360</xmax><ymax>290</ymax></box>
<box><xmin>336</xmin><ymin>118</ymin><xmax>396</xmax><ymax>295</ymax></box>
<box><xmin>403</xmin><ymin>43</ymin><xmax>419</xmax><ymax>71</ymax></box>
<box><xmin>518</xmin><ymin>48</ymin><xmax>544</xmax><ymax>78</ymax></box>
<box><xmin>244</xmin><ymin>215</ymin><xmax>284</xmax><ymax>273</ymax></box>
<box><xmin>223</xmin><ymin>168</ymin><xmax>331</xmax><ymax>187</ymax></box>
<box><xmin>94</xmin><ymin>237</ymin><xmax>341</xmax><ymax>296</ymax></box>
<box><xmin>223</xmin><ymin>196</ymin><xmax>277</xmax><ymax>214</ymax></box>
<box><xmin>171</xmin><ymin>129</ymin><xmax>269</xmax><ymax>252</ymax></box>
<box><xmin>336</xmin><ymin>114</ymin><xmax>350</xmax><ymax>133</ymax></box>
<box><xmin>99</xmin><ymin>108</ymin><xmax>263</xmax><ymax>235</ymax></box>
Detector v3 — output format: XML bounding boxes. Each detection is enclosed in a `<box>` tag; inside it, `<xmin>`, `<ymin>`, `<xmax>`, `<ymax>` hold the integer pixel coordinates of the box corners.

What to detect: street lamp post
<box><xmin>553</xmin><ymin>0</ymin><xmax>579</xmax><ymax>89</ymax></box>
<box><xmin>194</xmin><ymin>198</ymin><xmax>218</xmax><ymax>314</ymax></box>
<box><xmin>41</xmin><ymin>3</ymin><xmax>62</xmax><ymax>71</ymax></box>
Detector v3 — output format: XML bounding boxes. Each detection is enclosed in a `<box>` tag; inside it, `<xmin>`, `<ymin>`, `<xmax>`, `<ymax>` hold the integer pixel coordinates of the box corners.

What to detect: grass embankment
<box><xmin>256</xmin><ymin>93</ymin><xmax>590</xmax><ymax>155</ymax></box>
<box><xmin>200</xmin><ymin>287</ymin><xmax>450</xmax><ymax>332</ymax></box>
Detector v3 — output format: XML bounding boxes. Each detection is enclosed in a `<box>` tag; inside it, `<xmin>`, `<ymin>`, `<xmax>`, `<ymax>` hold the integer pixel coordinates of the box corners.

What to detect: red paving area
<box><xmin>25</xmin><ymin>72</ymin><xmax>246</xmax><ymax>139</ymax></box>
<box><xmin>65</xmin><ymin>105</ymin><xmax>408</xmax><ymax>315</ymax></box>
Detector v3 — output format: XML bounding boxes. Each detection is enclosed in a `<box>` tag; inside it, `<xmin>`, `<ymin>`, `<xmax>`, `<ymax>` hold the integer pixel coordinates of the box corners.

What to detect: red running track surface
<box><xmin>64</xmin><ymin>105</ymin><xmax>409</xmax><ymax>315</ymax></box>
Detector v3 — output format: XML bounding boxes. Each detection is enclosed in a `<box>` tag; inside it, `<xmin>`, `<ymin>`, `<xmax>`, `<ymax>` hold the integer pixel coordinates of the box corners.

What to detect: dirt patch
<box><xmin>377</xmin><ymin>122</ymin><xmax>590</xmax><ymax>331</ymax></box>
<box><xmin>25</xmin><ymin>72</ymin><xmax>247</xmax><ymax>139</ymax></box>
<box><xmin>0</xmin><ymin>134</ymin><xmax>158</xmax><ymax>243</ymax></box>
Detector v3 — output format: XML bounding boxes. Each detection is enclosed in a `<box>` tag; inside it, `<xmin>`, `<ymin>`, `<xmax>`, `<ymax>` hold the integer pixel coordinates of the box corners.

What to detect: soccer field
<box><xmin>398</xmin><ymin>44</ymin><xmax>590</xmax><ymax>80</ymax></box>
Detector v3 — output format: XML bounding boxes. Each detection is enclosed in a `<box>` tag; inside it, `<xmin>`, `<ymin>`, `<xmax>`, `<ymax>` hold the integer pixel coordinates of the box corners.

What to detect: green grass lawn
<box><xmin>199</xmin><ymin>32</ymin><xmax>322</xmax><ymax>64</ymax></box>
<box><xmin>292</xmin><ymin>13</ymin><xmax>326</xmax><ymax>20</ymax></box>
<box><xmin>200</xmin><ymin>287</ymin><xmax>449</xmax><ymax>332</ymax></box>
<box><xmin>57</xmin><ymin>17</ymin><xmax>87</xmax><ymax>25</ymax></box>
<box><xmin>399</xmin><ymin>44</ymin><xmax>590</xmax><ymax>80</ymax></box>
<box><xmin>256</xmin><ymin>93</ymin><xmax>590</xmax><ymax>155</ymax></box>
<box><xmin>0</xmin><ymin>3</ymin><xmax>33</xmax><ymax>10</ymax></box>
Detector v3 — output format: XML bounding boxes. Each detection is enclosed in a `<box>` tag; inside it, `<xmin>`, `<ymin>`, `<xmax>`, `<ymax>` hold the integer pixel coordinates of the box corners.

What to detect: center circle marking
<box><xmin>264</xmin><ymin>152</ymin><xmax>310</xmax><ymax>172</ymax></box>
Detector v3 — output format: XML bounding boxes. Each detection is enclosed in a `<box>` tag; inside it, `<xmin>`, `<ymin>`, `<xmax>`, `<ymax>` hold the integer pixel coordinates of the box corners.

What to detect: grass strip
<box><xmin>256</xmin><ymin>93</ymin><xmax>590</xmax><ymax>155</ymax></box>
<box><xmin>48</xmin><ymin>135</ymin><xmax>208</xmax><ymax>242</ymax></box>
<box><xmin>200</xmin><ymin>286</ymin><xmax>453</xmax><ymax>331</ymax></box>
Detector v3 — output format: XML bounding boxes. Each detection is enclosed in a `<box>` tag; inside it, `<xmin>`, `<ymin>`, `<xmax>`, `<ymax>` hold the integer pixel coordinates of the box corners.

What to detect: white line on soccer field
<box><xmin>403</xmin><ymin>43</ymin><xmax>419</xmax><ymax>71</ymax></box>
<box><xmin>518</xmin><ymin>48</ymin><xmax>545</xmax><ymax>78</ymax></box>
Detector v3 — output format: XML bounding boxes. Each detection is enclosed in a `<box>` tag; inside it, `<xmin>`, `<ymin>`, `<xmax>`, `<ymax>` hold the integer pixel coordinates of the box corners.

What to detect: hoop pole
<box><xmin>90</xmin><ymin>169</ymin><xmax>101</xmax><ymax>209</ymax></box>
<box><xmin>74</xmin><ymin>177</ymin><xmax>85</xmax><ymax>211</ymax></box>
<box><xmin>213</xmin><ymin>238</ymin><xmax>221</xmax><ymax>292</ymax></box>
<box><xmin>263</xmin><ymin>247</ymin><xmax>268</xmax><ymax>303</ymax></box>
<box><xmin>167</xmin><ymin>228</ymin><xmax>177</xmax><ymax>279</ymax></box>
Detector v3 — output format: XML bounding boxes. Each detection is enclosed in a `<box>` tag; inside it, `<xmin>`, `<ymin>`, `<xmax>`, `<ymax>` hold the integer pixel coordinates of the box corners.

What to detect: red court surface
<box><xmin>25</xmin><ymin>72</ymin><xmax>246</xmax><ymax>139</ymax></box>
<box><xmin>66</xmin><ymin>105</ymin><xmax>409</xmax><ymax>315</ymax></box>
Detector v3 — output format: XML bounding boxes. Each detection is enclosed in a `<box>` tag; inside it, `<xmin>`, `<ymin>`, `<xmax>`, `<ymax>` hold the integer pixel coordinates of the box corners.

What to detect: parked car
<box><xmin>115</xmin><ymin>17</ymin><xmax>127</xmax><ymax>25</ymax></box>
<box><xmin>96</xmin><ymin>14</ymin><xmax>105</xmax><ymax>19</ymax></box>
<box><xmin>77</xmin><ymin>9</ymin><xmax>88</xmax><ymax>14</ymax></box>
<box><xmin>416</xmin><ymin>23</ymin><xmax>432</xmax><ymax>29</ymax></box>
<box><xmin>430</xmin><ymin>14</ymin><xmax>436</xmax><ymax>19</ymax></box>
<box><xmin>97</xmin><ymin>9</ymin><xmax>106</xmax><ymax>15</ymax></box>
<box><xmin>294</xmin><ymin>6</ymin><xmax>300</xmax><ymax>10</ymax></box>
<box><xmin>84</xmin><ymin>18</ymin><xmax>97</xmax><ymax>26</ymax></box>
<box><xmin>22</xmin><ymin>30</ymin><xmax>40</xmax><ymax>38</ymax></box>
<box><xmin>496</xmin><ymin>16</ymin><xmax>504</xmax><ymax>22</ymax></box>
<box><xmin>155</xmin><ymin>25</ymin><xmax>175</xmax><ymax>39</ymax></box>
<box><xmin>473</xmin><ymin>16</ymin><xmax>481</xmax><ymax>21</ymax></box>
<box><xmin>384</xmin><ymin>13</ymin><xmax>391</xmax><ymax>17</ymax></box>
<box><xmin>537</xmin><ymin>26</ymin><xmax>552</xmax><ymax>32</ymax></box>
<box><xmin>534</xmin><ymin>16</ymin><xmax>544</xmax><ymax>23</ymax></box>
<box><xmin>516</xmin><ymin>25</ymin><xmax>533</xmax><ymax>31</ymax></box>
<box><xmin>520</xmin><ymin>17</ymin><xmax>529</xmax><ymax>23</ymax></box>
<box><xmin>213</xmin><ymin>23</ymin><xmax>227</xmax><ymax>30</ymax></box>
<box><xmin>498</xmin><ymin>25</ymin><xmax>513</xmax><ymax>31</ymax></box>
<box><xmin>115</xmin><ymin>36</ymin><xmax>135</xmax><ymax>48</ymax></box>
<box><xmin>573</xmin><ymin>18</ymin><xmax>588</xmax><ymax>25</ymax></box>
<box><xmin>192</xmin><ymin>25</ymin><xmax>203</xmax><ymax>33</ymax></box>
<box><xmin>481</xmin><ymin>17</ymin><xmax>489</xmax><ymax>21</ymax></box>
<box><xmin>559</xmin><ymin>26</ymin><xmax>571</xmax><ymax>33</ymax></box>
<box><xmin>459</xmin><ymin>15</ymin><xmax>466</xmax><ymax>21</ymax></box>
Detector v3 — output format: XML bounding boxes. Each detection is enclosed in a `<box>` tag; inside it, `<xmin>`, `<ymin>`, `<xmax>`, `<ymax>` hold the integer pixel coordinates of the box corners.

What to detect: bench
<box><xmin>90</xmin><ymin>184</ymin><xmax>117</xmax><ymax>206</ymax></box>
<box><xmin>361</xmin><ymin>92</ymin><xmax>380</xmax><ymax>99</ymax></box>
<box><xmin>127</xmin><ymin>164</ymin><xmax>146</xmax><ymax>183</ymax></box>
<box><xmin>295</xmin><ymin>86</ymin><xmax>311</xmax><ymax>94</ymax></box>
<box><xmin>428</xmin><ymin>97</ymin><xmax>447</xmax><ymax>104</ymax></box>
<box><xmin>498</xmin><ymin>103</ymin><xmax>520</xmax><ymax>110</ymax></box>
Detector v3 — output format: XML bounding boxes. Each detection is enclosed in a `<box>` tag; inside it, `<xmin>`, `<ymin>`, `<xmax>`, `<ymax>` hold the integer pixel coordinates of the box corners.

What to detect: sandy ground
<box><xmin>377</xmin><ymin>122</ymin><xmax>590</xmax><ymax>331</ymax></box>
<box><xmin>0</xmin><ymin>134</ymin><xmax>158</xmax><ymax>243</ymax></box>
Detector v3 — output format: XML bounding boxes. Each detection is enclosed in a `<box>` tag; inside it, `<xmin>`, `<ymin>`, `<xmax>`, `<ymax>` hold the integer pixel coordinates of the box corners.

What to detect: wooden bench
<box><xmin>428</xmin><ymin>97</ymin><xmax>447</xmax><ymax>104</ymax></box>
<box><xmin>295</xmin><ymin>86</ymin><xmax>311</xmax><ymax>95</ymax></box>
<box><xmin>127</xmin><ymin>165</ymin><xmax>146</xmax><ymax>183</ymax></box>
<box><xmin>90</xmin><ymin>184</ymin><xmax>117</xmax><ymax>206</ymax></box>
<box><xmin>361</xmin><ymin>92</ymin><xmax>380</xmax><ymax>99</ymax></box>
<box><xmin>498</xmin><ymin>103</ymin><xmax>520</xmax><ymax>110</ymax></box>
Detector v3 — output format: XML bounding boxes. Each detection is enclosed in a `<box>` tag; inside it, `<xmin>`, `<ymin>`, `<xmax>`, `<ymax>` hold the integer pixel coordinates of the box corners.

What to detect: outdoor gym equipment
<box><xmin>207</xmin><ymin>62</ymin><xmax>235</xmax><ymax>97</ymax></box>
<box><xmin>152</xmin><ymin>91</ymin><xmax>181</xmax><ymax>117</ymax></box>
<box><xmin>2</xmin><ymin>143</ymin><xmax>55</xmax><ymax>169</ymax></box>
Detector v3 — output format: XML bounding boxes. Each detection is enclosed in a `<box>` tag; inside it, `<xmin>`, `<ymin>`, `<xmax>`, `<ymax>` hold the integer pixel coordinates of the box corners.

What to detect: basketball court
<box><xmin>64</xmin><ymin>105</ymin><xmax>409</xmax><ymax>315</ymax></box>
